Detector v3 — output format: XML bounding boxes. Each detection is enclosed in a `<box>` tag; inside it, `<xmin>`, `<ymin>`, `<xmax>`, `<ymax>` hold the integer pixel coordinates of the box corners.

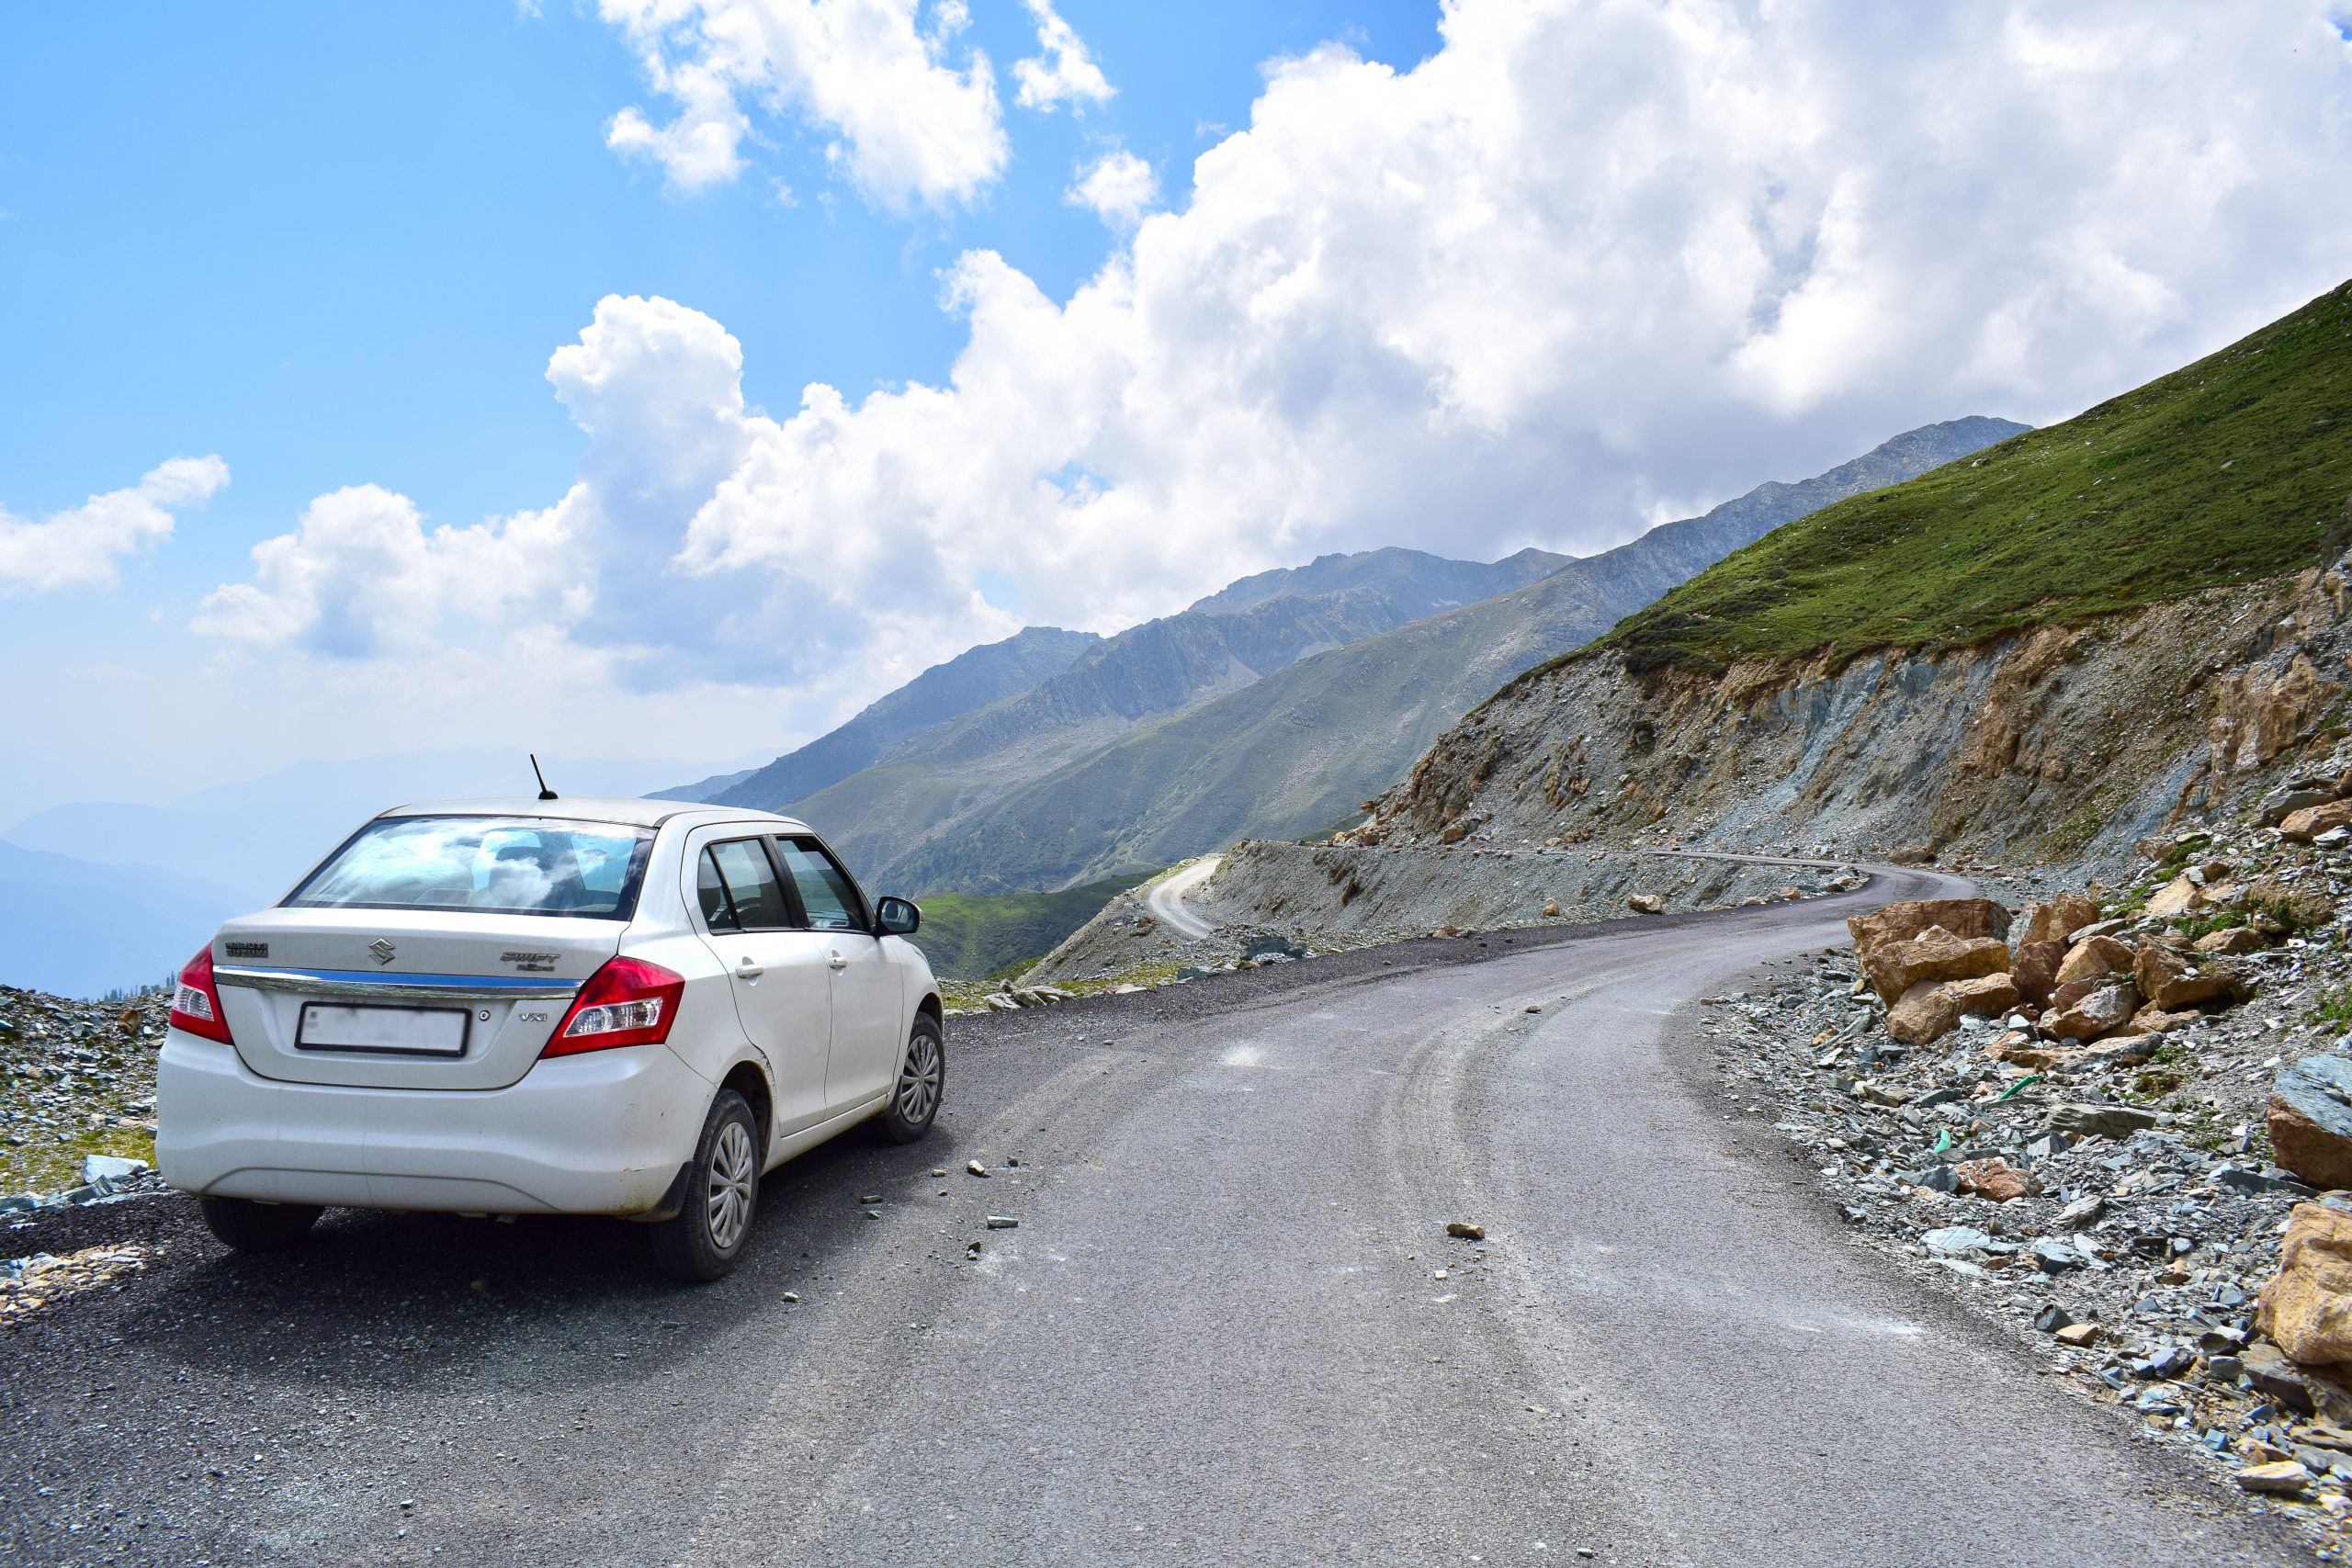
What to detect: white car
<box><xmin>155</xmin><ymin>797</ymin><xmax>945</xmax><ymax>1280</ymax></box>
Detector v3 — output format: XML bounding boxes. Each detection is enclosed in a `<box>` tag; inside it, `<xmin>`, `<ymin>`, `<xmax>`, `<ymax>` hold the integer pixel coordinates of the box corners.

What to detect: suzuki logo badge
<box><xmin>368</xmin><ymin>939</ymin><xmax>397</xmax><ymax>965</ymax></box>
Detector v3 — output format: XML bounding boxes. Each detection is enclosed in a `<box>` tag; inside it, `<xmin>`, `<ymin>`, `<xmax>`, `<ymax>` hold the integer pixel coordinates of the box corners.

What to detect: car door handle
<box><xmin>736</xmin><ymin>955</ymin><xmax>765</xmax><ymax>978</ymax></box>
<box><xmin>828</xmin><ymin>950</ymin><xmax>848</xmax><ymax>971</ymax></box>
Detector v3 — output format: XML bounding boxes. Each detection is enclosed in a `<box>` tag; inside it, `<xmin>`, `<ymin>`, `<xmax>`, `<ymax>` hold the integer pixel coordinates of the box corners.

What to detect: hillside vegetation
<box><xmin>1611</xmin><ymin>279</ymin><xmax>2352</xmax><ymax>676</ymax></box>
<box><xmin>907</xmin><ymin>872</ymin><xmax>1155</xmax><ymax>978</ymax></box>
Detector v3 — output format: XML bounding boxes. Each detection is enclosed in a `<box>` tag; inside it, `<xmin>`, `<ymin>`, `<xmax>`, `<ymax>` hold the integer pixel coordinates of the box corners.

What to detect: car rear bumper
<box><xmin>154</xmin><ymin>1029</ymin><xmax>708</xmax><ymax>1215</ymax></box>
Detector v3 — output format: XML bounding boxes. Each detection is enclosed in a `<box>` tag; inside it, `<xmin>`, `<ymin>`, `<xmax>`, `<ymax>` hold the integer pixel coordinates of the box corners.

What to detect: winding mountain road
<box><xmin>1145</xmin><ymin>852</ymin><xmax>1224</xmax><ymax>938</ymax></box>
<box><xmin>1</xmin><ymin>871</ymin><xmax>2299</xmax><ymax>1565</ymax></box>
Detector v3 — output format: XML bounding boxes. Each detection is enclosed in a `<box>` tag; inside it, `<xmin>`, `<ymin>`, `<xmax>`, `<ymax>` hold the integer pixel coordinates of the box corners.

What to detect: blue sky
<box><xmin>0</xmin><ymin>0</ymin><xmax>1437</xmax><ymax>565</ymax></box>
<box><xmin>1</xmin><ymin>1</ymin><xmax>2347</xmax><ymax>827</ymax></box>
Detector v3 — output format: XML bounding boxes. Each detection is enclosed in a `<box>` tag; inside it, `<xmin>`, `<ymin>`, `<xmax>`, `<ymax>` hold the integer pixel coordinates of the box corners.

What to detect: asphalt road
<box><xmin>0</xmin><ymin>871</ymin><xmax>2304</xmax><ymax>1566</ymax></box>
<box><xmin>1145</xmin><ymin>853</ymin><xmax>1223</xmax><ymax>939</ymax></box>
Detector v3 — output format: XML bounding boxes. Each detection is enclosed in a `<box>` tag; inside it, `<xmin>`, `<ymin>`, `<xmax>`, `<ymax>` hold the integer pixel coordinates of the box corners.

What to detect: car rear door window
<box><xmin>774</xmin><ymin>839</ymin><xmax>869</xmax><ymax>932</ymax></box>
<box><xmin>704</xmin><ymin>840</ymin><xmax>794</xmax><ymax>931</ymax></box>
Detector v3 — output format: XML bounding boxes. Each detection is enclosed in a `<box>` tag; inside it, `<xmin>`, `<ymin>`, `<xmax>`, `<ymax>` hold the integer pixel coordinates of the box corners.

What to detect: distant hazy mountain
<box><xmin>667</xmin><ymin>626</ymin><xmax>1102</xmax><ymax>806</ymax></box>
<box><xmin>4</xmin><ymin>749</ymin><xmax>738</xmax><ymax>917</ymax></box>
<box><xmin>0</xmin><ymin>840</ymin><xmax>243</xmax><ymax>998</ymax></box>
<box><xmin>781</xmin><ymin>419</ymin><xmax>2026</xmax><ymax>894</ymax></box>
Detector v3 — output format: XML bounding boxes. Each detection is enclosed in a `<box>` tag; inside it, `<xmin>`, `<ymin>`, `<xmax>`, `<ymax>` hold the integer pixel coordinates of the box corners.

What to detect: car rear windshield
<box><xmin>285</xmin><ymin>816</ymin><xmax>657</xmax><ymax>919</ymax></box>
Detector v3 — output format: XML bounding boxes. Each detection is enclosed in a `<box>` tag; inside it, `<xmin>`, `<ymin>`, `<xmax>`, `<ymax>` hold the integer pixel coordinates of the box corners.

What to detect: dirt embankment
<box><xmin>1037</xmin><ymin>557</ymin><xmax>2352</xmax><ymax>985</ymax></box>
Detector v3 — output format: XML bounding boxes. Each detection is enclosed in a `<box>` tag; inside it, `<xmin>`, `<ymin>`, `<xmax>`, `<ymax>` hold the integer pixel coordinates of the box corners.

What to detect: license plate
<box><xmin>297</xmin><ymin>1003</ymin><xmax>469</xmax><ymax>1055</ymax></box>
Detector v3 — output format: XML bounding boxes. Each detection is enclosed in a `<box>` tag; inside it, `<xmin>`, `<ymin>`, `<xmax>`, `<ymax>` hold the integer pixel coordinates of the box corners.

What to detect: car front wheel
<box><xmin>650</xmin><ymin>1089</ymin><xmax>759</xmax><ymax>1282</ymax></box>
<box><xmin>877</xmin><ymin>1014</ymin><xmax>944</xmax><ymax>1144</ymax></box>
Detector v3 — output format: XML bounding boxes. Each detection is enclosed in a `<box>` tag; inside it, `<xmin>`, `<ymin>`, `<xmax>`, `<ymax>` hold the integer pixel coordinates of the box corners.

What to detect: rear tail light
<box><xmin>543</xmin><ymin>956</ymin><xmax>684</xmax><ymax>1057</ymax></box>
<box><xmin>169</xmin><ymin>946</ymin><xmax>235</xmax><ymax>1044</ymax></box>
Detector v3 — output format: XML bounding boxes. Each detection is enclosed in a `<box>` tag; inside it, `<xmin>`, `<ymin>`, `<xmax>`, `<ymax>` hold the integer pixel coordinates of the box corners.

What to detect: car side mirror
<box><xmin>876</xmin><ymin>896</ymin><xmax>921</xmax><ymax>936</ymax></box>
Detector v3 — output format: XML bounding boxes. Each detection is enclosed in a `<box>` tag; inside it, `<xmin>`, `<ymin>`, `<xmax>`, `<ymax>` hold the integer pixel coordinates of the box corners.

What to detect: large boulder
<box><xmin>2282</xmin><ymin>801</ymin><xmax>2352</xmax><ymax>843</ymax></box>
<box><xmin>2046</xmin><ymin>1102</ymin><xmax>2159</xmax><ymax>1139</ymax></box>
<box><xmin>2018</xmin><ymin>894</ymin><xmax>2100</xmax><ymax>946</ymax></box>
<box><xmin>1848</xmin><ymin>898</ymin><xmax>2009</xmax><ymax>961</ymax></box>
<box><xmin>2134</xmin><ymin>944</ymin><xmax>2248</xmax><ymax>1011</ymax></box>
<box><xmin>2010</xmin><ymin>939</ymin><xmax>2068</xmax><ymax>1005</ymax></box>
<box><xmin>2270</xmin><ymin>1055</ymin><xmax>2352</xmax><ymax>1191</ymax></box>
<box><xmin>2264</xmin><ymin>785</ymin><xmax>2338</xmax><ymax>826</ymax></box>
<box><xmin>2047</xmin><ymin>976</ymin><xmax>2104</xmax><ymax>1012</ymax></box>
<box><xmin>1954</xmin><ymin>1157</ymin><xmax>2036</xmax><ymax>1202</ymax></box>
<box><xmin>2260</xmin><ymin>1202</ymin><xmax>2352</xmax><ymax>1367</ymax></box>
<box><xmin>2146</xmin><ymin>873</ymin><xmax>2237</xmax><ymax>919</ymax></box>
<box><xmin>1887</xmin><ymin>974</ymin><xmax>2020</xmax><ymax>1046</ymax></box>
<box><xmin>2197</xmin><ymin>926</ymin><xmax>2271</xmax><ymax>955</ymax></box>
<box><xmin>1861</xmin><ymin>925</ymin><xmax>2013</xmax><ymax>1004</ymax></box>
<box><xmin>2045</xmin><ymin>980</ymin><xmax>2142</xmax><ymax>1041</ymax></box>
<box><xmin>2053</xmin><ymin>934</ymin><xmax>2137</xmax><ymax>987</ymax></box>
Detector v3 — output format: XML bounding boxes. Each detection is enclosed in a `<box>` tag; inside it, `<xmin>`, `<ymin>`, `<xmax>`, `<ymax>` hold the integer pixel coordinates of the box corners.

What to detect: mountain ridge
<box><xmin>792</xmin><ymin>416</ymin><xmax>2023</xmax><ymax>894</ymax></box>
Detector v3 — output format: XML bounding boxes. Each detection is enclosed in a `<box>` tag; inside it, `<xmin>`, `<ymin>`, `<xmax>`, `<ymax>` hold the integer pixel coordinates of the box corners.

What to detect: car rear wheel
<box><xmin>199</xmin><ymin>1196</ymin><xmax>322</xmax><ymax>1253</ymax></box>
<box><xmin>650</xmin><ymin>1089</ymin><xmax>759</xmax><ymax>1283</ymax></box>
<box><xmin>877</xmin><ymin>1014</ymin><xmax>944</xmax><ymax>1144</ymax></box>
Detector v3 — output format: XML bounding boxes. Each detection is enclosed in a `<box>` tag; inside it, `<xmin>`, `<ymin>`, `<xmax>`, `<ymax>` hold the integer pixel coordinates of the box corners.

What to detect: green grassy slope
<box><xmin>1611</xmin><ymin>280</ymin><xmax>2352</xmax><ymax>676</ymax></box>
<box><xmin>906</xmin><ymin>872</ymin><xmax>1156</xmax><ymax>979</ymax></box>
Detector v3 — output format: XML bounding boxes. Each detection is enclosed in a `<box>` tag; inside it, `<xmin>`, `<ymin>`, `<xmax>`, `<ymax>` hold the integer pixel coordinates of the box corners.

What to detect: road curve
<box><xmin>1145</xmin><ymin>852</ymin><xmax>1223</xmax><ymax>939</ymax></box>
<box><xmin>0</xmin><ymin>872</ymin><xmax>2300</xmax><ymax>1566</ymax></box>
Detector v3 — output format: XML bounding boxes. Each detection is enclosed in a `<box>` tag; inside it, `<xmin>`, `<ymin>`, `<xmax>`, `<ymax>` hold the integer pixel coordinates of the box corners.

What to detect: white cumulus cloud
<box><xmin>0</xmin><ymin>457</ymin><xmax>227</xmax><ymax>594</ymax></box>
<box><xmin>199</xmin><ymin>0</ymin><xmax>2352</xmax><ymax>742</ymax></box>
<box><xmin>1066</xmin><ymin>147</ymin><xmax>1156</xmax><ymax>227</ymax></box>
<box><xmin>196</xmin><ymin>484</ymin><xmax>593</xmax><ymax>660</ymax></box>
<box><xmin>1012</xmin><ymin>0</ymin><xmax>1112</xmax><ymax>111</ymax></box>
<box><xmin>598</xmin><ymin>0</ymin><xmax>1008</xmax><ymax>209</ymax></box>
<box><xmin>665</xmin><ymin>0</ymin><xmax>2352</xmax><ymax>647</ymax></box>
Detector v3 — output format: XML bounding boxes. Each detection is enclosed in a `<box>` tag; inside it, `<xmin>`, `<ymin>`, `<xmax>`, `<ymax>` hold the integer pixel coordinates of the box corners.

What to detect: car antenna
<box><xmin>529</xmin><ymin>753</ymin><xmax>559</xmax><ymax>801</ymax></box>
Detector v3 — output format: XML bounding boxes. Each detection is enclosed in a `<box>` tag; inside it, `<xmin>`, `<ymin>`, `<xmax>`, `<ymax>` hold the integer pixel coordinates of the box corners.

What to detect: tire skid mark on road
<box><xmin>683</xmin><ymin>1043</ymin><xmax>1166</xmax><ymax>1562</ymax></box>
<box><xmin>1365</xmin><ymin>961</ymin><xmax>1683</xmax><ymax>1567</ymax></box>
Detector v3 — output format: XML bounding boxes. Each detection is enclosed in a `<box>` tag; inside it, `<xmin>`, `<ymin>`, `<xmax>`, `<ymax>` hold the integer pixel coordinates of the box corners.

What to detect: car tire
<box><xmin>650</xmin><ymin>1089</ymin><xmax>760</xmax><ymax>1283</ymax></box>
<box><xmin>877</xmin><ymin>1014</ymin><xmax>944</xmax><ymax>1144</ymax></box>
<box><xmin>199</xmin><ymin>1196</ymin><xmax>323</xmax><ymax>1253</ymax></box>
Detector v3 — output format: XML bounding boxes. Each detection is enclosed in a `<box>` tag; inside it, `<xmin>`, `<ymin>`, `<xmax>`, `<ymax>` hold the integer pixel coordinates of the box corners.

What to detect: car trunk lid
<box><xmin>209</xmin><ymin>908</ymin><xmax>625</xmax><ymax>1089</ymax></box>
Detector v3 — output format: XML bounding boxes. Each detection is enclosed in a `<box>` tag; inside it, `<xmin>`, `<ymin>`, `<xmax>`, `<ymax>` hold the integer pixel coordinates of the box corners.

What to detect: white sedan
<box><xmin>155</xmin><ymin>797</ymin><xmax>945</xmax><ymax>1280</ymax></box>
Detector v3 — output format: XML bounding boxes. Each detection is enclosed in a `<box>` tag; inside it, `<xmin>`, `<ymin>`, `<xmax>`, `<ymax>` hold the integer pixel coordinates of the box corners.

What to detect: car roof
<box><xmin>377</xmin><ymin>796</ymin><xmax>811</xmax><ymax>833</ymax></box>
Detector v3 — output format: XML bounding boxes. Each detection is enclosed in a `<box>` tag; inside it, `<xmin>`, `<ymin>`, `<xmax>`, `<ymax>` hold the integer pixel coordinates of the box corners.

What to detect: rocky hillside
<box><xmin>1358</xmin><ymin>280</ymin><xmax>2352</xmax><ymax>876</ymax></box>
<box><xmin>665</xmin><ymin>626</ymin><xmax>1102</xmax><ymax>806</ymax></box>
<box><xmin>733</xmin><ymin>547</ymin><xmax>1575</xmax><ymax>886</ymax></box>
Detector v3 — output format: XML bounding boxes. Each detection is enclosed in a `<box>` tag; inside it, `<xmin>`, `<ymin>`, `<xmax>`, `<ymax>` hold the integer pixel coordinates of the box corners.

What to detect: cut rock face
<box><xmin>2259</xmin><ymin>1202</ymin><xmax>2352</xmax><ymax>1368</ymax></box>
<box><xmin>2269</xmin><ymin>1055</ymin><xmax>2352</xmax><ymax>1191</ymax></box>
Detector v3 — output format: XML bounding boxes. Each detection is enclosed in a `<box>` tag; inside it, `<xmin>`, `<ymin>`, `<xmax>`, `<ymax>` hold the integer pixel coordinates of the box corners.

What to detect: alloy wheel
<box><xmin>896</xmin><ymin>1030</ymin><xmax>943</xmax><ymax>1126</ymax></box>
<box><xmin>707</xmin><ymin>1119</ymin><xmax>755</xmax><ymax>1252</ymax></box>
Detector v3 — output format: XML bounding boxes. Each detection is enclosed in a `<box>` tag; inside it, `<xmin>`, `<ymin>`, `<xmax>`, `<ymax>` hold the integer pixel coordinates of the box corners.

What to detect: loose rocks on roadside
<box><xmin>1707</xmin><ymin>794</ymin><xmax>2352</xmax><ymax>1556</ymax></box>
